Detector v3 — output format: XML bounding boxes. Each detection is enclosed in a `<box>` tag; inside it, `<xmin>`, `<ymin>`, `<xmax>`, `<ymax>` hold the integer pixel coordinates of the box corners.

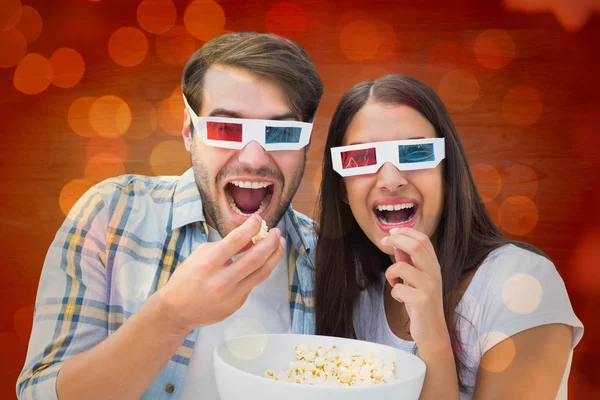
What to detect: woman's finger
<box><xmin>390</xmin><ymin>282</ymin><xmax>420</xmax><ymax>304</ymax></box>
<box><xmin>391</xmin><ymin>227</ymin><xmax>436</xmax><ymax>260</ymax></box>
<box><xmin>381</xmin><ymin>233</ymin><xmax>431</xmax><ymax>273</ymax></box>
<box><xmin>385</xmin><ymin>261</ymin><xmax>427</xmax><ymax>289</ymax></box>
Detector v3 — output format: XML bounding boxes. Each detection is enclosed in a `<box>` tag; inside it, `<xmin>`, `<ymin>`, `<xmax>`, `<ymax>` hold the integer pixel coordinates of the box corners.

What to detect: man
<box><xmin>17</xmin><ymin>32</ymin><xmax>323</xmax><ymax>399</ymax></box>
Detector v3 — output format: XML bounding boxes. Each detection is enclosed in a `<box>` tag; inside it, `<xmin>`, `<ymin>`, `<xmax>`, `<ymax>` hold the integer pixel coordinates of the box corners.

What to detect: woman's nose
<box><xmin>375</xmin><ymin>162</ymin><xmax>408</xmax><ymax>192</ymax></box>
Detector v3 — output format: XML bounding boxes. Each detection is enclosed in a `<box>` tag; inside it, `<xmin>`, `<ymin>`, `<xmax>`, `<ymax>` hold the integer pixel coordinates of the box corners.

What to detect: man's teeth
<box><xmin>376</xmin><ymin>203</ymin><xmax>415</xmax><ymax>211</ymax></box>
<box><xmin>226</xmin><ymin>192</ymin><xmax>272</xmax><ymax>216</ymax></box>
<box><xmin>230</xmin><ymin>180</ymin><xmax>272</xmax><ymax>189</ymax></box>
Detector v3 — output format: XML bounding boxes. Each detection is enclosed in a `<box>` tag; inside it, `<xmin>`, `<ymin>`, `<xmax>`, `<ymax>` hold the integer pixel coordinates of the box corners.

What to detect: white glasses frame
<box><xmin>183</xmin><ymin>95</ymin><xmax>313</xmax><ymax>151</ymax></box>
<box><xmin>331</xmin><ymin>138</ymin><xmax>446</xmax><ymax>177</ymax></box>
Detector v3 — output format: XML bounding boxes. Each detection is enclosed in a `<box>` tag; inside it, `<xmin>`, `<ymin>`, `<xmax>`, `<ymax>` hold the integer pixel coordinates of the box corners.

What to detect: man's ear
<box><xmin>182</xmin><ymin>108</ymin><xmax>192</xmax><ymax>152</ymax></box>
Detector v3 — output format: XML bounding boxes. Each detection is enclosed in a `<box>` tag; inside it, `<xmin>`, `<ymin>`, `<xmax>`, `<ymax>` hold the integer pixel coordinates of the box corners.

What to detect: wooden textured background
<box><xmin>1</xmin><ymin>0</ymin><xmax>599</xmax><ymax>397</ymax></box>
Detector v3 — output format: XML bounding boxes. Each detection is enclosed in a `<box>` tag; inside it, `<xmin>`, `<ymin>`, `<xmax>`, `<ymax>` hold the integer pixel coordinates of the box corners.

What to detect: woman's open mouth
<box><xmin>373</xmin><ymin>203</ymin><xmax>418</xmax><ymax>226</ymax></box>
<box><xmin>224</xmin><ymin>180</ymin><xmax>275</xmax><ymax>216</ymax></box>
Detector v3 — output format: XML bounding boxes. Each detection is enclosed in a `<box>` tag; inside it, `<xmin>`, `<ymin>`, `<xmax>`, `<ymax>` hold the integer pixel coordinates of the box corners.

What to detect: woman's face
<box><xmin>342</xmin><ymin>102</ymin><xmax>444</xmax><ymax>257</ymax></box>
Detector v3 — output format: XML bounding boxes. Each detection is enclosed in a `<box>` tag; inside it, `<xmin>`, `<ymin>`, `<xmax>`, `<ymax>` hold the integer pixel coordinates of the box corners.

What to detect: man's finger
<box><xmin>222</xmin><ymin>228</ymin><xmax>281</xmax><ymax>283</ymax></box>
<box><xmin>204</xmin><ymin>214</ymin><xmax>264</xmax><ymax>267</ymax></box>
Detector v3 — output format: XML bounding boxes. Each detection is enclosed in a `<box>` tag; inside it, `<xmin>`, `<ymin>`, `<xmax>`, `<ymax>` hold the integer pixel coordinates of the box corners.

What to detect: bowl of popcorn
<box><xmin>214</xmin><ymin>333</ymin><xmax>426</xmax><ymax>400</ymax></box>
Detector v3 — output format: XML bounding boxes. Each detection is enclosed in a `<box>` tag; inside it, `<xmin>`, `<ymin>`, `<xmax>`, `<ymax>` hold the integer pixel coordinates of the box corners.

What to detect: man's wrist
<box><xmin>148</xmin><ymin>290</ymin><xmax>194</xmax><ymax>340</ymax></box>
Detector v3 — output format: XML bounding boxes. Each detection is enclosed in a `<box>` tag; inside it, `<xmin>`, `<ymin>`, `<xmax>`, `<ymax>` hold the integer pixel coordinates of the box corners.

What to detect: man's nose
<box><xmin>237</xmin><ymin>141</ymin><xmax>271</xmax><ymax>168</ymax></box>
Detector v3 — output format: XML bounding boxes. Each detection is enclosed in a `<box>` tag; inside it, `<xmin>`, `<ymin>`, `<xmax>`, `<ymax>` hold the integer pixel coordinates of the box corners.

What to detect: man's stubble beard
<box><xmin>191</xmin><ymin>147</ymin><xmax>306</xmax><ymax>238</ymax></box>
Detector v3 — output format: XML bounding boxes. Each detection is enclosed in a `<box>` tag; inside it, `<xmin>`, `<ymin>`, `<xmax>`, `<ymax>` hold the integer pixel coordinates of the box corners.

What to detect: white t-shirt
<box><xmin>354</xmin><ymin>244</ymin><xmax>584</xmax><ymax>399</ymax></box>
<box><xmin>178</xmin><ymin>219</ymin><xmax>291</xmax><ymax>399</ymax></box>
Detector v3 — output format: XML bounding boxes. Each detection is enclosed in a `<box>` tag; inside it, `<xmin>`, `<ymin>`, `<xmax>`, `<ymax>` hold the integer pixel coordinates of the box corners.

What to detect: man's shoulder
<box><xmin>289</xmin><ymin>209</ymin><xmax>317</xmax><ymax>229</ymax></box>
<box><xmin>92</xmin><ymin>174</ymin><xmax>180</xmax><ymax>203</ymax></box>
<box><xmin>289</xmin><ymin>208</ymin><xmax>318</xmax><ymax>238</ymax></box>
<box><xmin>287</xmin><ymin>208</ymin><xmax>318</xmax><ymax>262</ymax></box>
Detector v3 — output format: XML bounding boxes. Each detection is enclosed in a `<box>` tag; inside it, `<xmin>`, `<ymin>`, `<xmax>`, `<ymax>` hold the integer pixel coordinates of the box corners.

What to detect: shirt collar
<box><xmin>172</xmin><ymin>168</ymin><xmax>205</xmax><ymax>230</ymax></box>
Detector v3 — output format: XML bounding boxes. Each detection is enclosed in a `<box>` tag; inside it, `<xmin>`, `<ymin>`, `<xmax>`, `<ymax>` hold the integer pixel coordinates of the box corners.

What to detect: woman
<box><xmin>314</xmin><ymin>74</ymin><xmax>583</xmax><ymax>399</ymax></box>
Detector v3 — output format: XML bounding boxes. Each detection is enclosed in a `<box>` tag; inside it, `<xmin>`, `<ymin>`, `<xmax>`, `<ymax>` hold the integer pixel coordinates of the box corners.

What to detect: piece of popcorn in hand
<box><xmin>252</xmin><ymin>218</ymin><xmax>269</xmax><ymax>244</ymax></box>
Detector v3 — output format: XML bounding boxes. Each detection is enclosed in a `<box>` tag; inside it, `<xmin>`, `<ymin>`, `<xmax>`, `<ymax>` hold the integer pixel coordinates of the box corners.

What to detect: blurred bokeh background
<box><xmin>1</xmin><ymin>0</ymin><xmax>599</xmax><ymax>397</ymax></box>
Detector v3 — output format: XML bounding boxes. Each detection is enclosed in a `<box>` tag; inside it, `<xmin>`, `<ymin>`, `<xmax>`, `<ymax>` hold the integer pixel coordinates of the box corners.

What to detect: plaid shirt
<box><xmin>17</xmin><ymin>168</ymin><xmax>317</xmax><ymax>400</ymax></box>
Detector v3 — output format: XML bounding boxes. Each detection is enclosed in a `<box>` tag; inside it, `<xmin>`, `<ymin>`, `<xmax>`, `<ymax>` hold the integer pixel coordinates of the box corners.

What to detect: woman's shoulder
<box><xmin>459</xmin><ymin>243</ymin><xmax>583</xmax><ymax>352</ymax></box>
<box><xmin>473</xmin><ymin>243</ymin><xmax>557</xmax><ymax>285</ymax></box>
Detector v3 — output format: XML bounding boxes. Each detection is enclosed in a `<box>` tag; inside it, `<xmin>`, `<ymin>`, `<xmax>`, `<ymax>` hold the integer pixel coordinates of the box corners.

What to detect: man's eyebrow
<box><xmin>208</xmin><ymin>108</ymin><xmax>242</xmax><ymax>118</ymax></box>
<box><xmin>207</xmin><ymin>109</ymin><xmax>300</xmax><ymax>121</ymax></box>
<box><xmin>269</xmin><ymin>112</ymin><xmax>300</xmax><ymax>121</ymax></box>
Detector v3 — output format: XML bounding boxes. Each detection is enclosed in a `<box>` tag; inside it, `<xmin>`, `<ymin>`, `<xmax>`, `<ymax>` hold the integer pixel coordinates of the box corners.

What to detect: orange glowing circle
<box><xmin>0</xmin><ymin>28</ymin><xmax>27</xmax><ymax>68</ymax></box>
<box><xmin>59</xmin><ymin>179</ymin><xmax>94</xmax><ymax>216</ymax></box>
<box><xmin>85</xmin><ymin>153</ymin><xmax>126</xmax><ymax>183</ymax></box>
<box><xmin>108</xmin><ymin>27</ymin><xmax>148</xmax><ymax>67</ymax></box>
<box><xmin>158</xmin><ymin>87</ymin><xmax>185</xmax><ymax>136</ymax></box>
<box><xmin>373</xmin><ymin>20</ymin><xmax>396</xmax><ymax>61</ymax></box>
<box><xmin>355</xmin><ymin>65</ymin><xmax>389</xmax><ymax>82</ymax></box>
<box><xmin>471</xmin><ymin>163</ymin><xmax>502</xmax><ymax>203</ymax></box>
<box><xmin>86</xmin><ymin>136</ymin><xmax>129</xmax><ymax>160</ymax></box>
<box><xmin>150</xmin><ymin>140</ymin><xmax>190</xmax><ymax>176</ymax></box>
<box><xmin>137</xmin><ymin>0</ymin><xmax>177</xmax><ymax>35</ymax></box>
<box><xmin>479</xmin><ymin>333</ymin><xmax>516</xmax><ymax>372</ymax></box>
<box><xmin>266</xmin><ymin>2</ymin><xmax>307</xmax><ymax>41</ymax></box>
<box><xmin>474</xmin><ymin>29</ymin><xmax>515</xmax><ymax>70</ymax></box>
<box><xmin>2</xmin><ymin>9</ymin><xmax>22</xmax><ymax>32</ymax></box>
<box><xmin>0</xmin><ymin>0</ymin><xmax>22</xmax><ymax>29</ymax></box>
<box><xmin>15</xmin><ymin>6</ymin><xmax>42</xmax><ymax>44</ymax></box>
<box><xmin>49</xmin><ymin>48</ymin><xmax>85</xmax><ymax>88</ymax></box>
<box><xmin>498</xmin><ymin>196</ymin><xmax>539</xmax><ymax>236</ymax></box>
<box><xmin>168</xmin><ymin>86</ymin><xmax>184</xmax><ymax>117</ymax></box>
<box><xmin>485</xmin><ymin>200</ymin><xmax>500</xmax><ymax>228</ymax></box>
<box><xmin>13</xmin><ymin>304</ymin><xmax>34</xmax><ymax>346</ymax></box>
<box><xmin>502</xmin><ymin>86</ymin><xmax>543</xmax><ymax>126</ymax></box>
<box><xmin>89</xmin><ymin>95</ymin><xmax>132</xmax><ymax>138</ymax></box>
<box><xmin>156</xmin><ymin>25</ymin><xmax>196</xmax><ymax>65</ymax></box>
<box><xmin>68</xmin><ymin>97</ymin><xmax>97</xmax><ymax>137</ymax></box>
<box><xmin>13</xmin><ymin>53</ymin><xmax>52</xmax><ymax>95</ymax></box>
<box><xmin>126</xmin><ymin>99</ymin><xmax>158</xmax><ymax>140</ymax></box>
<box><xmin>158</xmin><ymin>98</ymin><xmax>183</xmax><ymax>136</ymax></box>
<box><xmin>339</xmin><ymin>18</ymin><xmax>380</xmax><ymax>62</ymax></box>
<box><xmin>501</xmin><ymin>164</ymin><xmax>540</xmax><ymax>199</ymax></box>
<box><xmin>437</xmin><ymin>69</ymin><xmax>480</xmax><ymax>110</ymax></box>
<box><xmin>426</xmin><ymin>41</ymin><xmax>462</xmax><ymax>80</ymax></box>
<box><xmin>184</xmin><ymin>0</ymin><xmax>226</xmax><ymax>42</ymax></box>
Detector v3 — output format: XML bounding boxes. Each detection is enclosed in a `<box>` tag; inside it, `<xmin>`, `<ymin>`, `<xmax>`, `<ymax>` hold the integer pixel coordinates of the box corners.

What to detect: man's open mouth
<box><xmin>224</xmin><ymin>180</ymin><xmax>275</xmax><ymax>216</ymax></box>
<box><xmin>374</xmin><ymin>203</ymin><xmax>418</xmax><ymax>225</ymax></box>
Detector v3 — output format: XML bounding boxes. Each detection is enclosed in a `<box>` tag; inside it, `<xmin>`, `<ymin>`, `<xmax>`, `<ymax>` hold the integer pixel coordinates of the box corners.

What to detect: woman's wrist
<box><xmin>416</xmin><ymin>318</ymin><xmax>455</xmax><ymax>360</ymax></box>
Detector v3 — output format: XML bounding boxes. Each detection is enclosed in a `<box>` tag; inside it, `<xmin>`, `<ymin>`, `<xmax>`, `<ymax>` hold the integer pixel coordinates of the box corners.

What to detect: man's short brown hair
<box><xmin>182</xmin><ymin>32</ymin><xmax>323</xmax><ymax>123</ymax></box>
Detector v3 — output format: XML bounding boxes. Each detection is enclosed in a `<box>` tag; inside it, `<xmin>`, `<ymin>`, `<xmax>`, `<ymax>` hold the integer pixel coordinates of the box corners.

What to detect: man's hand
<box><xmin>157</xmin><ymin>214</ymin><xmax>285</xmax><ymax>332</ymax></box>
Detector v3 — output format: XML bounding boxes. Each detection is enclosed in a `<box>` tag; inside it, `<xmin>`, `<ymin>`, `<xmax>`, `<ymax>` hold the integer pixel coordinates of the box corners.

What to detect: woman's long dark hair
<box><xmin>314</xmin><ymin>74</ymin><xmax>547</xmax><ymax>392</ymax></box>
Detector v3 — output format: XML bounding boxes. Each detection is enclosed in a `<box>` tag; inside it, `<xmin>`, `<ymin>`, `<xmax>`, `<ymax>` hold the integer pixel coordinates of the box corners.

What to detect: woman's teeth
<box><xmin>226</xmin><ymin>191</ymin><xmax>272</xmax><ymax>216</ymax></box>
<box><xmin>376</xmin><ymin>202</ymin><xmax>415</xmax><ymax>211</ymax></box>
<box><xmin>376</xmin><ymin>203</ymin><xmax>416</xmax><ymax>225</ymax></box>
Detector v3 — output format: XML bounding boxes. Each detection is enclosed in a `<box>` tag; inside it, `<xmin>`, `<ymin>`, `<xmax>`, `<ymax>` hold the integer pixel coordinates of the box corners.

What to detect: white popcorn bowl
<box><xmin>214</xmin><ymin>333</ymin><xmax>426</xmax><ymax>400</ymax></box>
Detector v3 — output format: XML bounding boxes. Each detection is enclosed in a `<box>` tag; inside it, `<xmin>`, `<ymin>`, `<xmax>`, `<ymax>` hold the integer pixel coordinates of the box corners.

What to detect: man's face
<box><xmin>182</xmin><ymin>65</ymin><xmax>307</xmax><ymax>237</ymax></box>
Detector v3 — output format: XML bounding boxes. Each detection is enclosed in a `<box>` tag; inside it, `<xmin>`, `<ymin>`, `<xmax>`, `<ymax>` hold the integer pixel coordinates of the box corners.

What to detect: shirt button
<box><xmin>165</xmin><ymin>383</ymin><xmax>175</xmax><ymax>393</ymax></box>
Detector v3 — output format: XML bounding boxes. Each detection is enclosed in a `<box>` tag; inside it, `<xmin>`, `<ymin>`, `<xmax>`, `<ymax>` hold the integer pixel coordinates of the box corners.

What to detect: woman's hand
<box><xmin>381</xmin><ymin>227</ymin><xmax>452</xmax><ymax>356</ymax></box>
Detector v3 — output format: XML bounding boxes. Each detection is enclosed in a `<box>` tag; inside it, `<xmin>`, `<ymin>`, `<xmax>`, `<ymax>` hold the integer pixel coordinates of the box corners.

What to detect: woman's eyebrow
<box><xmin>348</xmin><ymin>136</ymin><xmax>427</xmax><ymax>145</ymax></box>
